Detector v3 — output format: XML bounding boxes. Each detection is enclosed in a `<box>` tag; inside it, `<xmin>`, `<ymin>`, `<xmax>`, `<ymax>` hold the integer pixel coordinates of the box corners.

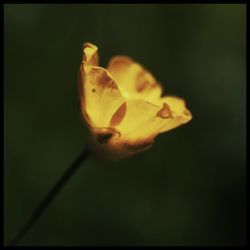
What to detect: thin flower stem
<box><xmin>7</xmin><ymin>147</ymin><xmax>90</xmax><ymax>246</ymax></box>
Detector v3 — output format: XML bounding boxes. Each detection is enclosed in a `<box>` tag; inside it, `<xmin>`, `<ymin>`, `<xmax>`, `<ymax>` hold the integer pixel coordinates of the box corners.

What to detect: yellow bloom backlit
<box><xmin>78</xmin><ymin>42</ymin><xmax>192</xmax><ymax>160</ymax></box>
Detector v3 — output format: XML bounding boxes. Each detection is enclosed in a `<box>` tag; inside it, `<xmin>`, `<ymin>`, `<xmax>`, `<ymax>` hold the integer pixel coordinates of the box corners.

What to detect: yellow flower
<box><xmin>78</xmin><ymin>43</ymin><xmax>192</xmax><ymax>160</ymax></box>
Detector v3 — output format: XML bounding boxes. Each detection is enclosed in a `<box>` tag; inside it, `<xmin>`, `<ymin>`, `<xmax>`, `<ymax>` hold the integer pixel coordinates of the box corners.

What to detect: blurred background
<box><xmin>4</xmin><ymin>4</ymin><xmax>246</xmax><ymax>246</ymax></box>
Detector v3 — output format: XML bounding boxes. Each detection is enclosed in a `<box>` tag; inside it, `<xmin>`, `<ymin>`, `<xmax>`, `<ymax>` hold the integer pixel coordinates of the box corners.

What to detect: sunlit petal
<box><xmin>107</xmin><ymin>56</ymin><xmax>162</xmax><ymax>103</ymax></box>
<box><xmin>78</xmin><ymin>43</ymin><xmax>125</xmax><ymax>128</ymax></box>
<box><xmin>111</xmin><ymin>99</ymin><xmax>168</xmax><ymax>141</ymax></box>
<box><xmin>157</xmin><ymin>96</ymin><xmax>192</xmax><ymax>133</ymax></box>
<box><xmin>83</xmin><ymin>42</ymin><xmax>99</xmax><ymax>66</ymax></box>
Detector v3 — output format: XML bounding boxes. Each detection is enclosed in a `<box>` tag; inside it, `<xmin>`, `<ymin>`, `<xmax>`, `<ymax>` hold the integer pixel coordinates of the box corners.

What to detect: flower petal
<box><xmin>107</xmin><ymin>56</ymin><xmax>162</xmax><ymax>103</ymax></box>
<box><xmin>83</xmin><ymin>42</ymin><xmax>99</xmax><ymax>66</ymax></box>
<box><xmin>79</xmin><ymin>43</ymin><xmax>125</xmax><ymax>128</ymax></box>
<box><xmin>79</xmin><ymin>65</ymin><xmax>126</xmax><ymax>128</ymax></box>
<box><xmin>110</xmin><ymin>99</ymin><xmax>168</xmax><ymax>142</ymax></box>
<box><xmin>157</xmin><ymin>96</ymin><xmax>192</xmax><ymax>133</ymax></box>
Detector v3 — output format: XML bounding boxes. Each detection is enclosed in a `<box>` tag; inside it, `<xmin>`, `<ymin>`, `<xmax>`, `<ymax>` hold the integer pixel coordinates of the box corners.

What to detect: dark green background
<box><xmin>4</xmin><ymin>4</ymin><xmax>246</xmax><ymax>246</ymax></box>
